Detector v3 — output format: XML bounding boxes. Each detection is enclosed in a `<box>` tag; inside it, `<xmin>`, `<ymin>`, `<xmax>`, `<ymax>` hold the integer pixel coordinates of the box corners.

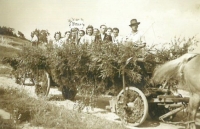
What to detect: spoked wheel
<box><xmin>19</xmin><ymin>69</ymin><xmax>35</xmax><ymax>85</ymax></box>
<box><xmin>116</xmin><ymin>87</ymin><xmax>148</xmax><ymax>127</ymax></box>
<box><xmin>35</xmin><ymin>70</ymin><xmax>50</xmax><ymax>97</ymax></box>
<box><xmin>62</xmin><ymin>86</ymin><xmax>77</xmax><ymax>100</ymax></box>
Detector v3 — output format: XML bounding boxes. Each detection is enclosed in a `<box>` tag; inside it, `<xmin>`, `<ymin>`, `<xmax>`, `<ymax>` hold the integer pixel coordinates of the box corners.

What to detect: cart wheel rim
<box><xmin>35</xmin><ymin>70</ymin><xmax>50</xmax><ymax>96</ymax></box>
<box><xmin>116</xmin><ymin>87</ymin><xmax>148</xmax><ymax>127</ymax></box>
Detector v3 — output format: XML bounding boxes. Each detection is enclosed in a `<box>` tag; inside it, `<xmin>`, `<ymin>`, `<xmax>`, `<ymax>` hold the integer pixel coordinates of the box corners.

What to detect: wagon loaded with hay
<box><xmin>3</xmin><ymin>39</ymin><xmax>194</xmax><ymax>127</ymax></box>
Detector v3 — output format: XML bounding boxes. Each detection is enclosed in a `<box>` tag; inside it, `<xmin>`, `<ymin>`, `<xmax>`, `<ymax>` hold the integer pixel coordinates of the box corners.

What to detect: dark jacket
<box><xmin>94</xmin><ymin>33</ymin><xmax>112</xmax><ymax>44</ymax></box>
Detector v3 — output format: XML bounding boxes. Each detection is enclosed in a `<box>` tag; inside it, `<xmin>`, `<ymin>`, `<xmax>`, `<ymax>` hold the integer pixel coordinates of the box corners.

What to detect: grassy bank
<box><xmin>0</xmin><ymin>35</ymin><xmax>30</xmax><ymax>48</ymax></box>
<box><xmin>0</xmin><ymin>86</ymin><xmax>126</xmax><ymax>129</ymax></box>
<box><xmin>0</xmin><ymin>45</ymin><xmax>20</xmax><ymax>60</ymax></box>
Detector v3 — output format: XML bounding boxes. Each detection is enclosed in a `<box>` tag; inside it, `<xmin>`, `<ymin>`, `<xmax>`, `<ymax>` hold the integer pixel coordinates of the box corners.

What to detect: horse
<box><xmin>150</xmin><ymin>53</ymin><xmax>200</xmax><ymax>129</ymax></box>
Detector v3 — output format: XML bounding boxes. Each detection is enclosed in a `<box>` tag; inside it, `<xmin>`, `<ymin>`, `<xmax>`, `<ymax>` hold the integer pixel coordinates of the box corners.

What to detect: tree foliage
<box><xmin>3</xmin><ymin>37</ymin><xmax>197</xmax><ymax>95</ymax></box>
<box><xmin>18</xmin><ymin>31</ymin><xmax>26</xmax><ymax>39</ymax></box>
<box><xmin>31</xmin><ymin>29</ymin><xmax>50</xmax><ymax>45</ymax></box>
<box><xmin>0</xmin><ymin>26</ymin><xmax>17</xmax><ymax>37</ymax></box>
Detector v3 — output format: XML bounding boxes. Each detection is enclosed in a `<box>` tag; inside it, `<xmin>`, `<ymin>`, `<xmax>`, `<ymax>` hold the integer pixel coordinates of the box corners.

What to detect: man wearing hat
<box><xmin>124</xmin><ymin>19</ymin><xmax>146</xmax><ymax>48</ymax></box>
<box><xmin>125</xmin><ymin>19</ymin><xmax>147</xmax><ymax>79</ymax></box>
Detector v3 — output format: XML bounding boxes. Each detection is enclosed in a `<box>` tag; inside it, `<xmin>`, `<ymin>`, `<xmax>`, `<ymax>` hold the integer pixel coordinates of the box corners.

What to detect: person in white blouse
<box><xmin>80</xmin><ymin>25</ymin><xmax>95</xmax><ymax>44</ymax></box>
<box><xmin>53</xmin><ymin>32</ymin><xmax>63</xmax><ymax>47</ymax></box>
<box><xmin>112</xmin><ymin>28</ymin><xmax>123</xmax><ymax>44</ymax></box>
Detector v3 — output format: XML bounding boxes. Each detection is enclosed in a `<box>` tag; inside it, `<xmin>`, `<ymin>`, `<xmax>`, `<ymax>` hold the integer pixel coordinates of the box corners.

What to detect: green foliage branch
<box><xmin>3</xmin><ymin>37</ymin><xmax>198</xmax><ymax>96</ymax></box>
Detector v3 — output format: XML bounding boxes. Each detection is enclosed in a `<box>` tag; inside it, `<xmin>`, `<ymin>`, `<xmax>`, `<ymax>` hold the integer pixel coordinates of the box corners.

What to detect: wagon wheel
<box><xmin>116</xmin><ymin>87</ymin><xmax>148</xmax><ymax>127</ymax></box>
<box><xmin>13</xmin><ymin>68</ymin><xmax>27</xmax><ymax>85</ymax></box>
<box><xmin>35</xmin><ymin>70</ymin><xmax>50</xmax><ymax>97</ymax></box>
<box><xmin>18</xmin><ymin>69</ymin><xmax>35</xmax><ymax>85</ymax></box>
<box><xmin>62</xmin><ymin>86</ymin><xmax>77</xmax><ymax>100</ymax></box>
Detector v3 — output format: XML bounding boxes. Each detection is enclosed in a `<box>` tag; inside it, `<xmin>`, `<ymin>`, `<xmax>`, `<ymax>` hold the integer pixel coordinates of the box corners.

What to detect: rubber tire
<box><xmin>116</xmin><ymin>87</ymin><xmax>148</xmax><ymax>127</ymax></box>
<box><xmin>35</xmin><ymin>84</ymin><xmax>47</xmax><ymax>96</ymax></box>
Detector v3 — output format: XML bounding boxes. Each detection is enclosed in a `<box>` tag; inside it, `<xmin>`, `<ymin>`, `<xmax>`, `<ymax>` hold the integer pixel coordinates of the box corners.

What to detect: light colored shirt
<box><xmin>60</xmin><ymin>37</ymin><xmax>68</xmax><ymax>44</ymax></box>
<box><xmin>80</xmin><ymin>35</ymin><xmax>95</xmax><ymax>44</ymax></box>
<box><xmin>100</xmin><ymin>33</ymin><xmax>105</xmax><ymax>41</ymax></box>
<box><xmin>112</xmin><ymin>36</ymin><xmax>123</xmax><ymax>44</ymax></box>
<box><xmin>124</xmin><ymin>31</ymin><xmax>146</xmax><ymax>57</ymax></box>
<box><xmin>53</xmin><ymin>39</ymin><xmax>64</xmax><ymax>47</ymax></box>
<box><xmin>31</xmin><ymin>35</ymin><xmax>38</xmax><ymax>42</ymax></box>
<box><xmin>124</xmin><ymin>31</ymin><xmax>145</xmax><ymax>45</ymax></box>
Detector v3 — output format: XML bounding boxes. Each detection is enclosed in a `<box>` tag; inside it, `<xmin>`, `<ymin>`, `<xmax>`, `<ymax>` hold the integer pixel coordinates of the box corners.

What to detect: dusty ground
<box><xmin>0</xmin><ymin>76</ymin><xmax>200</xmax><ymax>129</ymax></box>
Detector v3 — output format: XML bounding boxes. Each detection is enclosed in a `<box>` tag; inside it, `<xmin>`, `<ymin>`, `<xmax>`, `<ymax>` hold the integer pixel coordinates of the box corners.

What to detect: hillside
<box><xmin>0</xmin><ymin>34</ymin><xmax>31</xmax><ymax>47</ymax></box>
<box><xmin>0</xmin><ymin>35</ymin><xmax>31</xmax><ymax>74</ymax></box>
<box><xmin>0</xmin><ymin>35</ymin><xmax>32</xmax><ymax>58</ymax></box>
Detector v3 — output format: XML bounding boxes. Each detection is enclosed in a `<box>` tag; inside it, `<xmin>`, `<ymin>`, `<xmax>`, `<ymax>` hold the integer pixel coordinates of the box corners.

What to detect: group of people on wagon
<box><xmin>52</xmin><ymin>19</ymin><xmax>146</xmax><ymax>48</ymax></box>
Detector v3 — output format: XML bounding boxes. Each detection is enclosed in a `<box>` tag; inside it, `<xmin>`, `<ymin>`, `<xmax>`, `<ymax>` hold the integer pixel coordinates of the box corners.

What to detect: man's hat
<box><xmin>129</xmin><ymin>19</ymin><xmax>140</xmax><ymax>26</ymax></box>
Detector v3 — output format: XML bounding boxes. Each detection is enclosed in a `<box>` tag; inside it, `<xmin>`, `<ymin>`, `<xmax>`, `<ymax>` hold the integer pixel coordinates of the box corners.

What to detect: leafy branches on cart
<box><xmin>144</xmin><ymin>37</ymin><xmax>198</xmax><ymax>72</ymax></box>
<box><xmin>3</xmin><ymin>36</ymin><xmax>197</xmax><ymax>102</ymax></box>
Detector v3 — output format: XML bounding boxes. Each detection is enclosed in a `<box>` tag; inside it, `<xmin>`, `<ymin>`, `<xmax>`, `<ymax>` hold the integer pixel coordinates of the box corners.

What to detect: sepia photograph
<box><xmin>0</xmin><ymin>0</ymin><xmax>200</xmax><ymax>129</ymax></box>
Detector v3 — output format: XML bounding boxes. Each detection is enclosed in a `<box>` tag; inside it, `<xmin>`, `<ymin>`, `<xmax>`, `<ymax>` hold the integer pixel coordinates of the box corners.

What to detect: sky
<box><xmin>0</xmin><ymin>0</ymin><xmax>200</xmax><ymax>44</ymax></box>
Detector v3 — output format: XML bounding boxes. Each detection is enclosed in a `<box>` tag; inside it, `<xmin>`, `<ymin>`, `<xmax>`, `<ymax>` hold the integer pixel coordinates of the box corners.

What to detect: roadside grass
<box><xmin>0</xmin><ymin>44</ymin><xmax>20</xmax><ymax>75</ymax></box>
<box><xmin>0</xmin><ymin>116</ymin><xmax>15</xmax><ymax>129</ymax></box>
<box><xmin>0</xmin><ymin>64</ymin><xmax>12</xmax><ymax>75</ymax></box>
<box><xmin>0</xmin><ymin>86</ymin><xmax>126</xmax><ymax>129</ymax></box>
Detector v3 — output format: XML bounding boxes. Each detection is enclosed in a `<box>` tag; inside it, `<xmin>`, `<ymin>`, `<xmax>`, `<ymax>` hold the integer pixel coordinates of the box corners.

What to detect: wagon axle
<box><xmin>107</xmin><ymin>86</ymin><xmax>190</xmax><ymax>127</ymax></box>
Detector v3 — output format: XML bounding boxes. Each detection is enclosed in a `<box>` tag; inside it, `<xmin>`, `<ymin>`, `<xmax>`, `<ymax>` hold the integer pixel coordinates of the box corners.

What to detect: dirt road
<box><xmin>0</xmin><ymin>76</ymin><xmax>200</xmax><ymax>129</ymax></box>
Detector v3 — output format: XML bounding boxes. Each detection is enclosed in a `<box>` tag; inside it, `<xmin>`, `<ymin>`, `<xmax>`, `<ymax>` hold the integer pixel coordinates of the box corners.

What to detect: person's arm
<box><xmin>122</xmin><ymin>36</ymin><xmax>129</xmax><ymax>44</ymax></box>
<box><xmin>137</xmin><ymin>34</ymin><xmax>146</xmax><ymax>48</ymax></box>
<box><xmin>137</xmin><ymin>43</ymin><xmax>146</xmax><ymax>48</ymax></box>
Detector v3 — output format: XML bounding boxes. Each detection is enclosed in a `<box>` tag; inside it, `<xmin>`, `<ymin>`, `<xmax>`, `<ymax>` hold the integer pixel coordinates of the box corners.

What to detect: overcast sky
<box><xmin>0</xmin><ymin>0</ymin><xmax>200</xmax><ymax>44</ymax></box>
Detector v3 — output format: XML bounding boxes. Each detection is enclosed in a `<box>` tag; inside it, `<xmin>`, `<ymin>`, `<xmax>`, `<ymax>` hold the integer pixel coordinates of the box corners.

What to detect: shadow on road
<box><xmin>140</xmin><ymin>120</ymin><xmax>160</xmax><ymax>127</ymax></box>
<box><xmin>48</xmin><ymin>94</ymin><xmax>65</xmax><ymax>101</ymax></box>
<box><xmin>47</xmin><ymin>91</ymin><xmax>200</xmax><ymax>129</ymax></box>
